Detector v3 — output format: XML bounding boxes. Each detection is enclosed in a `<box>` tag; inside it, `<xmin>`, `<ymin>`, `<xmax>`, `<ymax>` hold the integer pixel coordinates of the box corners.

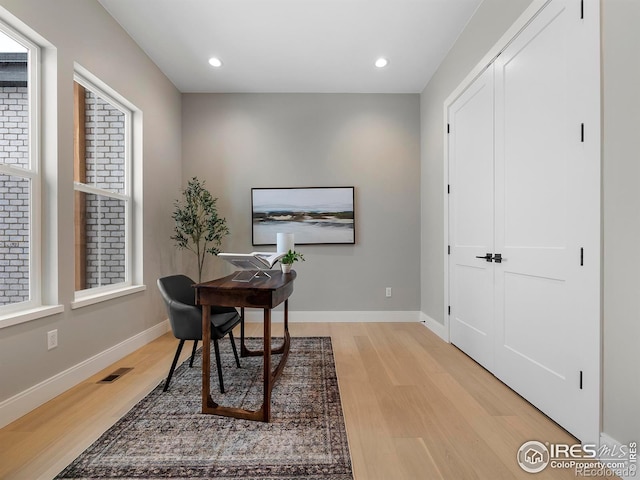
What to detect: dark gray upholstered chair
<box><xmin>157</xmin><ymin>274</ymin><xmax>241</xmax><ymax>393</ymax></box>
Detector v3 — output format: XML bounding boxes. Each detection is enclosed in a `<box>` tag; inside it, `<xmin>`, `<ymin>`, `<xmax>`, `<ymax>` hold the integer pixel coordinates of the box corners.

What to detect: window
<box><xmin>73</xmin><ymin>73</ymin><xmax>134</xmax><ymax>300</ymax></box>
<box><xmin>0</xmin><ymin>24</ymin><xmax>40</xmax><ymax>313</ymax></box>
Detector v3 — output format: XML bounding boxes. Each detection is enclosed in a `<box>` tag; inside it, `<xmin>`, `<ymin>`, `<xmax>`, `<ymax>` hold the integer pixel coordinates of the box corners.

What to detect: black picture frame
<box><xmin>251</xmin><ymin>187</ymin><xmax>355</xmax><ymax>246</ymax></box>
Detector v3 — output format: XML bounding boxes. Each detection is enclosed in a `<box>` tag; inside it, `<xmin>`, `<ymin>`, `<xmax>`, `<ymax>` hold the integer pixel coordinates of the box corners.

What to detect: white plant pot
<box><xmin>281</xmin><ymin>263</ymin><xmax>292</xmax><ymax>273</ymax></box>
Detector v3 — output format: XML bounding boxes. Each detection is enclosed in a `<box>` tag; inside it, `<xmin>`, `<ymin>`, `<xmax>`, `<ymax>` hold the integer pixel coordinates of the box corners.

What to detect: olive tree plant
<box><xmin>171</xmin><ymin>177</ymin><xmax>229</xmax><ymax>282</ymax></box>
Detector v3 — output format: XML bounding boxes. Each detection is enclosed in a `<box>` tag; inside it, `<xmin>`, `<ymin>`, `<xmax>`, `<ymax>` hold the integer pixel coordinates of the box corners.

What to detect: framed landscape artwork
<box><xmin>252</xmin><ymin>187</ymin><xmax>355</xmax><ymax>245</ymax></box>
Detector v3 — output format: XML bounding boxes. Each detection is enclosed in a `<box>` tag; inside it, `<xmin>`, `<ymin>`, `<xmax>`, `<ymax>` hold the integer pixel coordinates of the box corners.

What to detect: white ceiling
<box><xmin>98</xmin><ymin>0</ymin><xmax>482</xmax><ymax>94</ymax></box>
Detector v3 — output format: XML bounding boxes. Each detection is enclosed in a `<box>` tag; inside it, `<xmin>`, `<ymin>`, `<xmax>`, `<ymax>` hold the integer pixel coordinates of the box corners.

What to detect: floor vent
<box><xmin>98</xmin><ymin>367</ymin><xmax>133</xmax><ymax>383</ymax></box>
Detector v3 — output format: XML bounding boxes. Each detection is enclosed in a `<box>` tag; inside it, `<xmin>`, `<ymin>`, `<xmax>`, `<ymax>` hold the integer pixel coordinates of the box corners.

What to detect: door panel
<box><xmin>502</xmin><ymin>272</ymin><xmax>567</xmax><ymax>378</ymax></box>
<box><xmin>448</xmin><ymin>66</ymin><xmax>495</xmax><ymax>371</ymax></box>
<box><xmin>493</xmin><ymin>0</ymin><xmax>598</xmax><ymax>442</ymax></box>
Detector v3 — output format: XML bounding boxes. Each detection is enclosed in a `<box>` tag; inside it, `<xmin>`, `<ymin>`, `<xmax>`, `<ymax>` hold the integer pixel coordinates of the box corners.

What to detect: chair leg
<box><xmin>212</xmin><ymin>338</ymin><xmax>225</xmax><ymax>393</ymax></box>
<box><xmin>229</xmin><ymin>331</ymin><xmax>241</xmax><ymax>368</ymax></box>
<box><xmin>163</xmin><ymin>339</ymin><xmax>185</xmax><ymax>392</ymax></box>
<box><xmin>189</xmin><ymin>340</ymin><xmax>198</xmax><ymax>368</ymax></box>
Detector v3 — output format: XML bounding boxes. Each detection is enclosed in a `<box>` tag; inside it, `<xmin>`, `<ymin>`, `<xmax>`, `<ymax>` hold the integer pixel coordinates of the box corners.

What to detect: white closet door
<box><xmin>448</xmin><ymin>66</ymin><xmax>495</xmax><ymax>371</ymax></box>
<box><xmin>493</xmin><ymin>0</ymin><xmax>599</xmax><ymax>442</ymax></box>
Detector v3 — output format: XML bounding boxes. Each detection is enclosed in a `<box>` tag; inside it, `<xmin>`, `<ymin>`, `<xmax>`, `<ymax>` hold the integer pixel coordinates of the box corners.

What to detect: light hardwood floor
<box><xmin>0</xmin><ymin>322</ymin><xmax>615</xmax><ymax>480</ymax></box>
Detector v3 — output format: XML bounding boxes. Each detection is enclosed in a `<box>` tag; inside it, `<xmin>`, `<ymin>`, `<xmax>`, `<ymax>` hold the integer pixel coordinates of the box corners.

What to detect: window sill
<box><xmin>71</xmin><ymin>284</ymin><xmax>147</xmax><ymax>310</ymax></box>
<box><xmin>0</xmin><ymin>304</ymin><xmax>65</xmax><ymax>330</ymax></box>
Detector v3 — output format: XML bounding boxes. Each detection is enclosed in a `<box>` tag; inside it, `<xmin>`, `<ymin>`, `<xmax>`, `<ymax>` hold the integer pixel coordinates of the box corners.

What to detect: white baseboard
<box><xmin>0</xmin><ymin>320</ymin><xmax>170</xmax><ymax>429</ymax></box>
<box><xmin>599</xmin><ymin>433</ymin><xmax>637</xmax><ymax>480</ymax></box>
<box><xmin>420</xmin><ymin>312</ymin><xmax>449</xmax><ymax>342</ymax></box>
<box><xmin>242</xmin><ymin>310</ymin><xmax>421</xmax><ymax>323</ymax></box>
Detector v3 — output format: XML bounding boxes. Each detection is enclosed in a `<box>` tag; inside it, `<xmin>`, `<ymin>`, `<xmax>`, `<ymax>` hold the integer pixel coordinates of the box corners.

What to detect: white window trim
<box><xmin>0</xmin><ymin>304</ymin><xmax>64</xmax><ymax>330</ymax></box>
<box><xmin>0</xmin><ymin>18</ymin><xmax>45</xmax><ymax>319</ymax></box>
<box><xmin>70</xmin><ymin>284</ymin><xmax>146</xmax><ymax>310</ymax></box>
<box><xmin>73</xmin><ymin>68</ymin><xmax>139</xmax><ymax>302</ymax></box>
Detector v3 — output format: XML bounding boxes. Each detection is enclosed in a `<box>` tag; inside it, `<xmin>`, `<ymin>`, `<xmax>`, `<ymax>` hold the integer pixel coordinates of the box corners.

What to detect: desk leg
<box><xmin>240</xmin><ymin>307</ymin><xmax>249</xmax><ymax>357</ymax></box>
<box><xmin>270</xmin><ymin>300</ymin><xmax>291</xmax><ymax>384</ymax></box>
<box><xmin>201</xmin><ymin>305</ymin><xmax>217</xmax><ymax>410</ymax></box>
<box><xmin>201</xmin><ymin>303</ymin><xmax>289</xmax><ymax>422</ymax></box>
<box><xmin>239</xmin><ymin>306</ymin><xmax>267</xmax><ymax>358</ymax></box>
<box><xmin>241</xmin><ymin>305</ymin><xmax>276</xmax><ymax>358</ymax></box>
<box><xmin>263</xmin><ymin>308</ymin><xmax>271</xmax><ymax>421</ymax></box>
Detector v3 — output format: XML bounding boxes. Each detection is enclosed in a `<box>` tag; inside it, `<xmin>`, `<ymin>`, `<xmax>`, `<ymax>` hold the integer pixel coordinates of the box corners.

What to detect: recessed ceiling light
<box><xmin>374</xmin><ymin>57</ymin><xmax>389</xmax><ymax>68</ymax></box>
<box><xmin>208</xmin><ymin>57</ymin><xmax>223</xmax><ymax>68</ymax></box>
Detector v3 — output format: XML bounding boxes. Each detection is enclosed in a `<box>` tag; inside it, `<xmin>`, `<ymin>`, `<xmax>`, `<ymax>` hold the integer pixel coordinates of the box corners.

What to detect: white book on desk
<box><xmin>218</xmin><ymin>251</ymin><xmax>285</xmax><ymax>270</ymax></box>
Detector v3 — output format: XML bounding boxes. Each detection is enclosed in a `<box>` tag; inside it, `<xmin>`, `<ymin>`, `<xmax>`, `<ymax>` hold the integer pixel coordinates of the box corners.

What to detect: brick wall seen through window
<box><xmin>74</xmin><ymin>78</ymin><xmax>130</xmax><ymax>293</ymax></box>
<box><xmin>0</xmin><ymin>43</ymin><xmax>32</xmax><ymax>307</ymax></box>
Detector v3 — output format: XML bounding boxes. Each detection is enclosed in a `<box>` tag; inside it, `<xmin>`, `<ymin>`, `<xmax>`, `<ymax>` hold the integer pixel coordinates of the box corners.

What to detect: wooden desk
<box><xmin>194</xmin><ymin>270</ymin><xmax>296</xmax><ymax>422</ymax></box>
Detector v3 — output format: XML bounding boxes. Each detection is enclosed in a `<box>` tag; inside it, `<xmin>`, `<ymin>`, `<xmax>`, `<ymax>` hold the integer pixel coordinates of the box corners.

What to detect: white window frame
<box><xmin>72</xmin><ymin>70</ymin><xmax>141</xmax><ymax>307</ymax></box>
<box><xmin>0</xmin><ymin>21</ymin><xmax>42</xmax><ymax>318</ymax></box>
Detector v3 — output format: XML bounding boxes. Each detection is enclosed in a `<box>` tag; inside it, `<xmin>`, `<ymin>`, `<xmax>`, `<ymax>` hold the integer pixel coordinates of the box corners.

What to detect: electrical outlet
<box><xmin>385</xmin><ymin>287</ymin><xmax>392</xmax><ymax>298</ymax></box>
<box><xmin>47</xmin><ymin>329</ymin><xmax>58</xmax><ymax>350</ymax></box>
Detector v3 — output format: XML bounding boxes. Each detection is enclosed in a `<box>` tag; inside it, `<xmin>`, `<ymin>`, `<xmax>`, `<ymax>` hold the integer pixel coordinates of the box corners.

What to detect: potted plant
<box><xmin>280</xmin><ymin>249</ymin><xmax>304</xmax><ymax>273</ymax></box>
<box><xmin>171</xmin><ymin>177</ymin><xmax>229</xmax><ymax>282</ymax></box>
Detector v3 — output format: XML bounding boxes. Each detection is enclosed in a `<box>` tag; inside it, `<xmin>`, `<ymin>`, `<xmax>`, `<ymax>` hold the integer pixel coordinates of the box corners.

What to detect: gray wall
<box><xmin>0</xmin><ymin>0</ymin><xmax>181</xmax><ymax>401</ymax></box>
<box><xmin>182</xmin><ymin>93</ymin><xmax>421</xmax><ymax>311</ymax></box>
<box><xmin>601</xmin><ymin>0</ymin><xmax>640</xmax><ymax>447</ymax></box>
<box><xmin>420</xmin><ymin>0</ymin><xmax>639</xmax><ymax>448</ymax></box>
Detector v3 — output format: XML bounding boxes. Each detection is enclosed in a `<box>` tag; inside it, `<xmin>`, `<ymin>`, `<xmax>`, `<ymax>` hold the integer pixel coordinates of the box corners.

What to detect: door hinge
<box><xmin>580</xmin><ymin>247</ymin><xmax>584</xmax><ymax>266</ymax></box>
<box><xmin>448</xmin><ymin>306</ymin><xmax>451</xmax><ymax>316</ymax></box>
<box><xmin>581</xmin><ymin>123</ymin><xmax>585</xmax><ymax>142</ymax></box>
<box><xmin>447</xmin><ymin>123</ymin><xmax>450</xmax><ymax>134</ymax></box>
<box><xmin>447</xmin><ymin>184</ymin><xmax>450</xmax><ymax>194</ymax></box>
<box><xmin>579</xmin><ymin>370</ymin><xmax>583</xmax><ymax>389</ymax></box>
<box><xmin>580</xmin><ymin>0</ymin><xmax>584</xmax><ymax>19</ymax></box>
<box><xmin>448</xmin><ymin>245</ymin><xmax>451</xmax><ymax>255</ymax></box>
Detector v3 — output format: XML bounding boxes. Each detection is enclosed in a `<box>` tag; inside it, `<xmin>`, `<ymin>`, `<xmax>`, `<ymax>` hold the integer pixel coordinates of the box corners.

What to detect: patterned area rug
<box><xmin>56</xmin><ymin>337</ymin><xmax>353</xmax><ymax>479</ymax></box>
